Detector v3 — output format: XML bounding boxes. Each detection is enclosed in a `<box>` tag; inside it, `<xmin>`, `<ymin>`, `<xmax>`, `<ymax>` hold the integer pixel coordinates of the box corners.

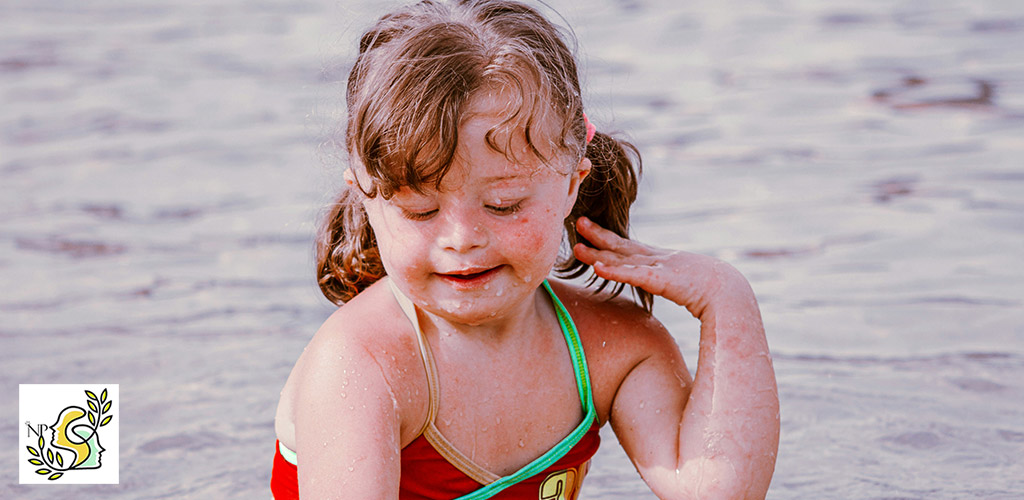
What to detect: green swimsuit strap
<box><xmin>455</xmin><ymin>280</ymin><xmax>598</xmax><ymax>500</ymax></box>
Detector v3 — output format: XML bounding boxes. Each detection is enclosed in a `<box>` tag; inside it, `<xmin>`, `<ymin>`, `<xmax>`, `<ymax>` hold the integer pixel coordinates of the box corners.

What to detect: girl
<box><xmin>273</xmin><ymin>0</ymin><xmax>779</xmax><ymax>498</ymax></box>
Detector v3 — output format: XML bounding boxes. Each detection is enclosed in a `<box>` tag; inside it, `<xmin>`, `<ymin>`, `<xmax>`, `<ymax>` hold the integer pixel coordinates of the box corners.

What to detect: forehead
<box><xmin>457</xmin><ymin>85</ymin><xmax>565</xmax><ymax>170</ymax></box>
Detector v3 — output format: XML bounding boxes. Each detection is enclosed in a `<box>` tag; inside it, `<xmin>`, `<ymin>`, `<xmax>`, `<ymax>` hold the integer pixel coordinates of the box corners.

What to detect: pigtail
<box><xmin>315</xmin><ymin>187</ymin><xmax>386</xmax><ymax>304</ymax></box>
<box><xmin>558</xmin><ymin>129</ymin><xmax>654</xmax><ymax>313</ymax></box>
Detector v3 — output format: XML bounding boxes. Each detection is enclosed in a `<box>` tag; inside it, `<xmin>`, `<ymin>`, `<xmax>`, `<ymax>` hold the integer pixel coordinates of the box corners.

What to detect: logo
<box><xmin>538</xmin><ymin>463</ymin><xmax>588</xmax><ymax>500</ymax></box>
<box><xmin>19</xmin><ymin>384</ymin><xmax>119</xmax><ymax>484</ymax></box>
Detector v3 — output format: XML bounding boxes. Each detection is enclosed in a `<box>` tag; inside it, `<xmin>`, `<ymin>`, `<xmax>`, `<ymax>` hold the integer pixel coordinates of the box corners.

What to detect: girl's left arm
<box><xmin>574</xmin><ymin>217</ymin><xmax>780</xmax><ymax>500</ymax></box>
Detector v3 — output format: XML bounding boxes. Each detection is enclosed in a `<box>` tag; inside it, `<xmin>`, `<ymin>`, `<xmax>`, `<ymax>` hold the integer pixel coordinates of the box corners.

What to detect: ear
<box><xmin>564</xmin><ymin>157</ymin><xmax>592</xmax><ymax>218</ymax></box>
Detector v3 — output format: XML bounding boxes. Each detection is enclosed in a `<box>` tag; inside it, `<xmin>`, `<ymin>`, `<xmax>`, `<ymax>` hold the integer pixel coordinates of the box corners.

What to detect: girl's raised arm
<box><xmin>573</xmin><ymin>216</ymin><xmax>780</xmax><ymax>500</ymax></box>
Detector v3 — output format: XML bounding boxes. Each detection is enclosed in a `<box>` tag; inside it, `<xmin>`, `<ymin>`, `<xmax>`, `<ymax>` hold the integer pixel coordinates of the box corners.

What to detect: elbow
<box><xmin>662</xmin><ymin>456</ymin><xmax>771</xmax><ymax>500</ymax></box>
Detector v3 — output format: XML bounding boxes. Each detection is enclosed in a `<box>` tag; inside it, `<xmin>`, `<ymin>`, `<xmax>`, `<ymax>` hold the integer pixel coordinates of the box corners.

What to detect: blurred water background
<box><xmin>2</xmin><ymin>0</ymin><xmax>1023</xmax><ymax>498</ymax></box>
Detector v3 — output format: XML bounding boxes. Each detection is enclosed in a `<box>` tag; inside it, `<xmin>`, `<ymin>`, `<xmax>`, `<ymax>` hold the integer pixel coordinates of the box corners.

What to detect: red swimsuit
<box><xmin>272</xmin><ymin>280</ymin><xmax>600</xmax><ymax>499</ymax></box>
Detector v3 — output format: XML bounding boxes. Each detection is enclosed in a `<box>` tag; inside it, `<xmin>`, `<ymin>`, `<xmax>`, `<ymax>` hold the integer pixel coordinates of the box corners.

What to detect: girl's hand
<box><xmin>573</xmin><ymin>216</ymin><xmax>748</xmax><ymax>316</ymax></box>
<box><xmin>573</xmin><ymin>216</ymin><xmax>779</xmax><ymax>499</ymax></box>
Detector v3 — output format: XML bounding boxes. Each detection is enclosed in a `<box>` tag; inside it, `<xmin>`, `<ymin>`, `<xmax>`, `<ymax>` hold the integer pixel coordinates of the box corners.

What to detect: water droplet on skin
<box><xmin>347</xmin><ymin>466</ymin><xmax>354</xmax><ymax>472</ymax></box>
<box><xmin>639</xmin><ymin>401</ymin><xmax>646</xmax><ymax>409</ymax></box>
<box><xmin>518</xmin><ymin>439</ymin><xmax>525</xmax><ymax>448</ymax></box>
<box><xmin>602</xmin><ymin>341</ymin><xmax>606</xmax><ymax>347</ymax></box>
<box><xmin>484</xmin><ymin>283</ymin><xmax>490</xmax><ymax>290</ymax></box>
<box><xmin>496</xmin><ymin>289</ymin><xmax>503</xmax><ymax>297</ymax></box>
<box><xmin>656</xmin><ymin>409</ymin><xmax>662</xmax><ymax>414</ymax></box>
<box><xmin>340</xmin><ymin>392</ymin><xmax>347</xmax><ymax>398</ymax></box>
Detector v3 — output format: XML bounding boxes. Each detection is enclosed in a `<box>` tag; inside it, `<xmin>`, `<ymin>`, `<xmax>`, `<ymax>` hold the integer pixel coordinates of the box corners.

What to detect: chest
<box><xmin>427</xmin><ymin>331</ymin><xmax>584</xmax><ymax>476</ymax></box>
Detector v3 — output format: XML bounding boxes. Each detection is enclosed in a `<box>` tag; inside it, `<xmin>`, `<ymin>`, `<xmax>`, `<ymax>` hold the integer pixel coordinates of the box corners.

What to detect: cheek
<box><xmin>502</xmin><ymin>207</ymin><xmax>564</xmax><ymax>256</ymax></box>
<box><xmin>364</xmin><ymin>201</ymin><xmax>427</xmax><ymax>269</ymax></box>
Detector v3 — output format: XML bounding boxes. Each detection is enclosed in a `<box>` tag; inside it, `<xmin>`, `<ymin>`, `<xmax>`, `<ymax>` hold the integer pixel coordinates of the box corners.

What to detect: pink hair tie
<box><xmin>583</xmin><ymin>112</ymin><xmax>596</xmax><ymax>144</ymax></box>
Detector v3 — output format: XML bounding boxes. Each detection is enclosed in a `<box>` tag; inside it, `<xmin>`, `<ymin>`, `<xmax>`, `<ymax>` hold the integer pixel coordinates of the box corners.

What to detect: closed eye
<box><xmin>486</xmin><ymin>201</ymin><xmax>523</xmax><ymax>216</ymax></box>
<box><xmin>402</xmin><ymin>209</ymin><xmax>438</xmax><ymax>221</ymax></box>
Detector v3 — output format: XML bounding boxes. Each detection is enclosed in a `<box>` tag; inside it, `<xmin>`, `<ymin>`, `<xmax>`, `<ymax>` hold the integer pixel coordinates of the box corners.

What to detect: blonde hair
<box><xmin>316</xmin><ymin>0</ymin><xmax>651</xmax><ymax>311</ymax></box>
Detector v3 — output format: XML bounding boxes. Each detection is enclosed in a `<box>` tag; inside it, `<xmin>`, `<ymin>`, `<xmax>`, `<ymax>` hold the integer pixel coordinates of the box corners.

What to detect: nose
<box><xmin>436</xmin><ymin>211</ymin><xmax>488</xmax><ymax>253</ymax></box>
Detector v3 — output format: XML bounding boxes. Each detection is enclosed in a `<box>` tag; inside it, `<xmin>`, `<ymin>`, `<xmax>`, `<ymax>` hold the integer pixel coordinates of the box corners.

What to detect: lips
<box><xmin>437</xmin><ymin>266</ymin><xmax>502</xmax><ymax>287</ymax></box>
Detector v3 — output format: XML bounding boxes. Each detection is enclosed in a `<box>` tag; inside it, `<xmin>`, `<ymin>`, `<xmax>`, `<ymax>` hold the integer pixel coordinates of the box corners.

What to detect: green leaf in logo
<box><xmin>48</xmin><ymin>472</ymin><xmax>63</xmax><ymax>481</ymax></box>
<box><xmin>46</xmin><ymin>449</ymin><xmax>53</xmax><ymax>463</ymax></box>
<box><xmin>56</xmin><ymin>452</ymin><xmax>64</xmax><ymax>467</ymax></box>
<box><xmin>103</xmin><ymin>401</ymin><xmax>112</xmax><ymax>413</ymax></box>
<box><xmin>27</xmin><ymin>446</ymin><xmax>39</xmax><ymax>457</ymax></box>
<box><xmin>85</xmin><ymin>390</ymin><xmax>97</xmax><ymax>400</ymax></box>
<box><xmin>36</xmin><ymin>468</ymin><xmax>50</xmax><ymax>475</ymax></box>
<box><xmin>101</xmin><ymin>388</ymin><xmax>108</xmax><ymax>402</ymax></box>
<box><xmin>29</xmin><ymin>459</ymin><xmax>43</xmax><ymax>466</ymax></box>
<box><xmin>38</xmin><ymin>437</ymin><xmax>44</xmax><ymax>449</ymax></box>
<box><xmin>88</xmin><ymin>412</ymin><xmax>96</xmax><ymax>425</ymax></box>
<box><xmin>101</xmin><ymin>415</ymin><xmax>112</xmax><ymax>426</ymax></box>
<box><xmin>88</xmin><ymin>400</ymin><xmax>98</xmax><ymax>412</ymax></box>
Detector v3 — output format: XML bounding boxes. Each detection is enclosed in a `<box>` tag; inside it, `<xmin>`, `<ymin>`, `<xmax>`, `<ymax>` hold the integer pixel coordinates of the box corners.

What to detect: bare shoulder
<box><xmin>275</xmin><ymin>279</ymin><xmax>427</xmax><ymax>448</ymax></box>
<box><xmin>548</xmin><ymin>280</ymin><xmax>686</xmax><ymax>424</ymax></box>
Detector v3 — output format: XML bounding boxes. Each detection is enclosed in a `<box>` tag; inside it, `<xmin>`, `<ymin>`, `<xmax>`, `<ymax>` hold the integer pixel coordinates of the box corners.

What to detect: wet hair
<box><xmin>316</xmin><ymin>0</ymin><xmax>652</xmax><ymax>311</ymax></box>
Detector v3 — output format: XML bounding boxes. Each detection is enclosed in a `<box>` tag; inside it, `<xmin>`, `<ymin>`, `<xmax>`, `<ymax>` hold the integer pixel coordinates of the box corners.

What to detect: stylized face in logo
<box><xmin>49</xmin><ymin>406</ymin><xmax>104</xmax><ymax>469</ymax></box>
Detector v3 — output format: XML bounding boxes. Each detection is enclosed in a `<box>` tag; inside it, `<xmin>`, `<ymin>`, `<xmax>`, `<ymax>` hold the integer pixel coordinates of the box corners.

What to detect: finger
<box><xmin>576</xmin><ymin>217</ymin><xmax>652</xmax><ymax>256</ymax></box>
<box><xmin>590</xmin><ymin>260</ymin><xmax>669</xmax><ymax>297</ymax></box>
<box><xmin>573</xmin><ymin>243</ymin><xmax>658</xmax><ymax>268</ymax></box>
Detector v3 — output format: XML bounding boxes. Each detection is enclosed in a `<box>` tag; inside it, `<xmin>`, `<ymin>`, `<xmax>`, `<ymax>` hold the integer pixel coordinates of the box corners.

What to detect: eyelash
<box><xmin>400</xmin><ymin>201</ymin><xmax>523</xmax><ymax>221</ymax></box>
<box><xmin>486</xmin><ymin>201</ymin><xmax>523</xmax><ymax>215</ymax></box>
<box><xmin>402</xmin><ymin>209</ymin><xmax>437</xmax><ymax>221</ymax></box>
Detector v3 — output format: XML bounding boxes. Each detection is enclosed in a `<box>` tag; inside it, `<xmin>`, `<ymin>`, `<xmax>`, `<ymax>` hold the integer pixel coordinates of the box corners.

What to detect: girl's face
<box><xmin>359</xmin><ymin>90</ymin><xmax>590</xmax><ymax>326</ymax></box>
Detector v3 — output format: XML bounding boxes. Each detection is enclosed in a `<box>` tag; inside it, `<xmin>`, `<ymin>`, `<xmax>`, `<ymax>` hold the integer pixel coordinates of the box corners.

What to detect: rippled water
<box><xmin>3</xmin><ymin>0</ymin><xmax>1022</xmax><ymax>498</ymax></box>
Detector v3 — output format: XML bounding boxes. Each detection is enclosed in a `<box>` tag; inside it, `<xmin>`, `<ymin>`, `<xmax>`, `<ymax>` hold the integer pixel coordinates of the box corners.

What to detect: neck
<box><xmin>419</xmin><ymin>285</ymin><xmax>554</xmax><ymax>346</ymax></box>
